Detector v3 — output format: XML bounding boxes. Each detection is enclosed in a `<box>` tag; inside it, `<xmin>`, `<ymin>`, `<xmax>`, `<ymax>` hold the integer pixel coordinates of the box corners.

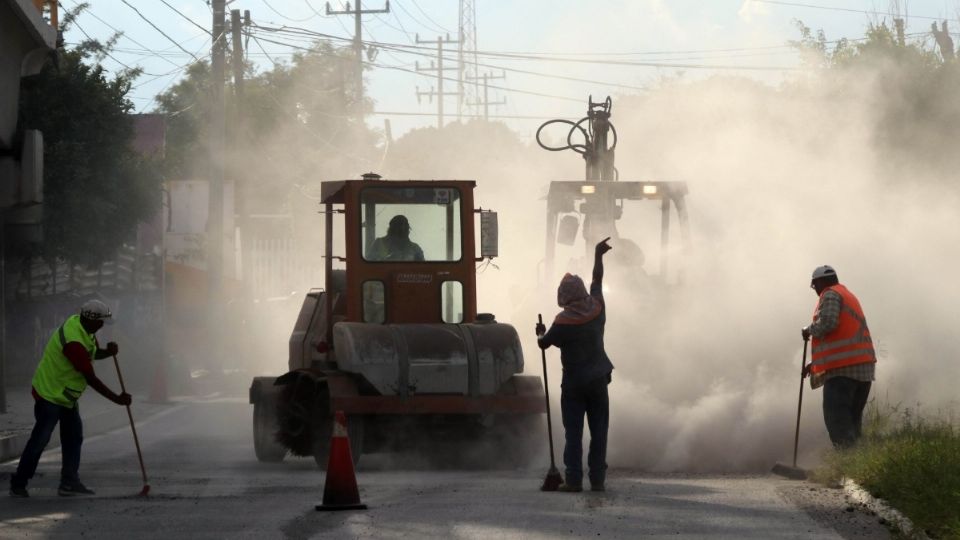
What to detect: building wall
<box><xmin>0</xmin><ymin>1</ymin><xmax>31</xmax><ymax>148</ymax></box>
<box><xmin>1</xmin><ymin>0</ymin><xmax>55</xmax><ymax>148</ymax></box>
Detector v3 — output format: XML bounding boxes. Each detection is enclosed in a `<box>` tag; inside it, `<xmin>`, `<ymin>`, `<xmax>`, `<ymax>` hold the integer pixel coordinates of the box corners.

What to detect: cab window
<box><xmin>361</xmin><ymin>187</ymin><xmax>462</xmax><ymax>262</ymax></box>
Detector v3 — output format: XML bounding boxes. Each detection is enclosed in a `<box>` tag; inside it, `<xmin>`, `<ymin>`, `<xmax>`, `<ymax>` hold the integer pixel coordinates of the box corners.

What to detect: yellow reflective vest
<box><xmin>32</xmin><ymin>315</ymin><xmax>98</xmax><ymax>408</ymax></box>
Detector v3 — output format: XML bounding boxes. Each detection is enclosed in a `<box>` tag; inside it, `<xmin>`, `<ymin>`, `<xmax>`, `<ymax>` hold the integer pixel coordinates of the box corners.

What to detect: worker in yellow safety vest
<box><xmin>801</xmin><ymin>265</ymin><xmax>876</xmax><ymax>448</ymax></box>
<box><xmin>9</xmin><ymin>300</ymin><xmax>131</xmax><ymax>498</ymax></box>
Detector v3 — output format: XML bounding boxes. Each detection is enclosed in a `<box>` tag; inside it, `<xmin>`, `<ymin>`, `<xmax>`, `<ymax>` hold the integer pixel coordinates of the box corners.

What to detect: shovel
<box><xmin>772</xmin><ymin>336</ymin><xmax>810</xmax><ymax>480</ymax></box>
<box><xmin>537</xmin><ymin>314</ymin><xmax>563</xmax><ymax>491</ymax></box>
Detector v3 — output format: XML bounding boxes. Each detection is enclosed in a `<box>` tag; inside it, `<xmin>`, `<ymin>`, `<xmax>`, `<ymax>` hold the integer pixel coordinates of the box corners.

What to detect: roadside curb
<box><xmin>842</xmin><ymin>477</ymin><xmax>930</xmax><ymax>539</ymax></box>
<box><xmin>1</xmin><ymin>401</ymin><xmax>174</xmax><ymax>464</ymax></box>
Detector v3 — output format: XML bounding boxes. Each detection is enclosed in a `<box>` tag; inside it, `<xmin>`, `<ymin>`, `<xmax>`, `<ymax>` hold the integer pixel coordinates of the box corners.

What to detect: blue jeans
<box><xmin>10</xmin><ymin>397</ymin><xmax>84</xmax><ymax>489</ymax></box>
<box><xmin>823</xmin><ymin>376</ymin><xmax>871</xmax><ymax>448</ymax></box>
<box><xmin>560</xmin><ymin>375</ymin><xmax>610</xmax><ymax>487</ymax></box>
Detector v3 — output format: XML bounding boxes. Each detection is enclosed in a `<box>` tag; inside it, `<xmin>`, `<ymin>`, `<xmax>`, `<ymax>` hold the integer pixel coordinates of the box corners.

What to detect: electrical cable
<box><xmin>303</xmin><ymin>0</ymin><xmax>329</xmax><ymax>18</ymax></box>
<box><xmin>252</xmin><ymin>24</ymin><xmax>799</xmax><ymax>71</ymax></box>
<box><xmin>393</xmin><ymin>0</ymin><xmax>447</xmax><ymax>34</ymax></box>
<box><xmin>369</xmin><ymin>110</ymin><xmax>574</xmax><ymax>121</ymax></box>
<box><xmin>250</xmin><ymin>26</ymin><xmax>749</xmax><ymax>90</ymax></box>
<box><xmin>71</xmin><ymin>19</ymin><xmax>168</xmax><ymax>77</ymax></box>
<box><xmin>250</xmin><ymin>33</ymin><xmax>282</xmax><ymax>68</ymax></box>
<box><xmin>408</xmin><ymin>0</ymin><xmax>452</xmax><ymax>33</ymax></box>
<box><xmin>262</xmin><ymin>0</ymin><xmax>317</xmax><ymax>22</ymax></box>
<box><xmin>158</xmin><ymin>0</ymin><xmax>212</xmax><ymax>36</ymax></box>
<box><xmin>119</xmin><ymin>0</ymin><xmax>202</xmax><ymax>61</ymax></box>
<box><xmin>249</xmin><ymin>33</ymin><xmax>584</xmax><ymax>103</ymax></box>
<box><xmin>68</xmin><ymin>1</ymin><xmax>183</xmax><ymax>69</ymax></box>
<box><xmin>750</xmin><ymin>0</ymin><xmax>945</xmax><ymax>21</ymax></box>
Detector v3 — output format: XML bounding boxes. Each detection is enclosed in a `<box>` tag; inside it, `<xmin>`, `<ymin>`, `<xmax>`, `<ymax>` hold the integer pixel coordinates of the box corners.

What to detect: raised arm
<box><xmin>592</xmin><ymin>237</ymin><xmax>612</xmax><ymax>289</ymax></box>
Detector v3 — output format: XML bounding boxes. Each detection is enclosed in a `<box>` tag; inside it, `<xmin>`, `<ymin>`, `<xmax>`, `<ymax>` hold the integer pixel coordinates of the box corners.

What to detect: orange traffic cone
<box><xmin>315</xmin><ymin>411</ymin><xmax>367</xmax><ymax>511</ymax></box>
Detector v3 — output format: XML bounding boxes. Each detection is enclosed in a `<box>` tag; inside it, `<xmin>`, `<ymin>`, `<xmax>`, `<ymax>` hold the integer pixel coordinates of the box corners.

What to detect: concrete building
<box><xmin>0</xmin><ymin>0</ymin><xmax>58</xmax><ymax>411</ymax></box>
<box><xmin>1</xmin><ymin>0</ymin><xmax>57</xmax><ymax>218</ymax></box>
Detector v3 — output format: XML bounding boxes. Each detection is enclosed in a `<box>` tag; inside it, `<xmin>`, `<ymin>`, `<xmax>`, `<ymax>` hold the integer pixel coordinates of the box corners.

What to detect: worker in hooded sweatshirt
<box><xmin>536</xmin><ymin>237</ymin><xmax>614</xmax><ymax>492</ymax></box>
<box><xmin>9</xmin><ymin>299</ymin><xmax>131</xmax><ymax>498</ymax></box>
<box><xmin>802</xmin><ymin>265</ymin><xmax>876</xmax><ymax>448</ymax></box>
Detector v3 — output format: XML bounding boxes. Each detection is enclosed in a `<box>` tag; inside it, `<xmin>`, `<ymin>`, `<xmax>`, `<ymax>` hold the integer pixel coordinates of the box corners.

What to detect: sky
<box><xmin>61</xmin><ymin>0</ymin><xmax>960</xmax><ymax>138</ymax></box>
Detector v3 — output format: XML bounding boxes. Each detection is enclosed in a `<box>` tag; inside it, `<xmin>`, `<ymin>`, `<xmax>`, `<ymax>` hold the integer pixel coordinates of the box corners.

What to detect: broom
<box><xmin>771</xmin><ymin>336</ymin><xmax>810</xmax><ymax>480</ymax></box>
<box><xmin>537</xmin><ymin>314</ymin><xmax>563</xmax><ymax>491</ymax></box>
<box><xmin>112</xmin><ymin>354</ymin><xmax>151</xmax><ymax>496</ymax></box>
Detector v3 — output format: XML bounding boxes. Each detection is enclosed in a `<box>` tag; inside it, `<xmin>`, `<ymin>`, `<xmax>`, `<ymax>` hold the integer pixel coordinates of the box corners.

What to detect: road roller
<box><xmin>249</xmin><ymin>173</ymin><xmax>545</xmax><ymax>468</ymax></box>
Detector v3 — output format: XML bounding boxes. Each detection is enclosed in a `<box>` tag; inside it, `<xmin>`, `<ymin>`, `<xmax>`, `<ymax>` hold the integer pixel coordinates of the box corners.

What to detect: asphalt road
<box><xmin>0</xmin><ymin>400</ymin><xmax>885</xmax><ymax>539</ymax></box>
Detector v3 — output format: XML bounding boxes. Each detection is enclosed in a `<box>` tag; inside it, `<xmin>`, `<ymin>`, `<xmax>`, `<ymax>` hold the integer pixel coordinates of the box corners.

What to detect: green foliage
<box><xmin>18</xmin><ymin>45</ymin><xmax>161</xmax><ymax>267</ymax></box>
<box><xmin>155</xmin><ymin>40</ymin><xmax>379</xmax><ymax>211</ymax></box>
<box><xmin>787</xmin><ymin>19</ymin><xmax>960</xmax><ymax>178</ymax></box>
<box><xmin>815</xmin><ymin>401</ymin><xmax>960</xmax><ymax>539</ymax></box>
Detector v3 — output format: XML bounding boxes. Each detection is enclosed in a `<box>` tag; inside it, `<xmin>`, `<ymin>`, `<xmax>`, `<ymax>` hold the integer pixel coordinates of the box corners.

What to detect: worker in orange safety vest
<box><xmin>801</xmin><ymin>265</ymin><xmax>876</xmax><ymax>448</ymax></box>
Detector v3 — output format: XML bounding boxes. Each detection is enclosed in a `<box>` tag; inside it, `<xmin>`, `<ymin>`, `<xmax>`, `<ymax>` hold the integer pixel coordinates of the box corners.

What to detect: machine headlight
<box><xmin>642</xmin><ymin>185</ymin><xmax>658</xmax><ymax>195</ymax></box>
<box><xmin>581</xmin><ymin>185</ymin><xmax>596</xmax><ymax>194</ymax></box>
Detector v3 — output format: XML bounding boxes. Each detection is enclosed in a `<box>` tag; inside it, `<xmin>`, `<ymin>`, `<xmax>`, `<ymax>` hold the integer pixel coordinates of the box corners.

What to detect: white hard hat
<box><xmin>811</xmin><ymin>265</ymin><xmax>837</xmax><ymax>280</ymax></box>
<box><xmin>80</xmin><ymin>299</ymin><xmax>113</xmax><ymax>323</ymax></box>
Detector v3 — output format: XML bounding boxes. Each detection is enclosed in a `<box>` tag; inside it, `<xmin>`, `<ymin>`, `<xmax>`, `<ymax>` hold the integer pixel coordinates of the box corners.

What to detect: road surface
<box><xmin>1</xmin><ymin>399</ymin><xmax>888</xmax><ymax>539</ymax></box>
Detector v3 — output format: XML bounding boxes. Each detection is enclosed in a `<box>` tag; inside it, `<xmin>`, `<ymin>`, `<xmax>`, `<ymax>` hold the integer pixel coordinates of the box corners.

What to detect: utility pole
<box><xmin>209</xmin><ymin>0</ymin><xmax>226</xmax><ymax>372</ymax></box>
<box><xmin>415</xmin><ymin>34</ymin><xmax>459</xmax><ymax>129</ymax></box>
<box><xmin>325</xmin><ymin>1</ymin><xmax>390</xmax><ymax>117</ymax></box>
<box><xmin>231</xmin><ymin>9</ymin><xmax>251</xmax><ymax>293</ymax></box>
<box><xmin>458</xmin><ymin>0</ymin><xmax>478</xmax><ymax>120</ymax></box>
<box><xmin>466</xmin><ymin>71</ymin><xmax>506</xmax><ymax>121</ymax></box>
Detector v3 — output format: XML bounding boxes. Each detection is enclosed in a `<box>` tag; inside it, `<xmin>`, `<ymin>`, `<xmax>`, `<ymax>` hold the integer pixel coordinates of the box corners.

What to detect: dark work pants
<box><xmin>822</xmin><ymin>376</ymin><xmax>871</xmax><ymax>448</ymax></box>
<box><xmin>10</xmin><ymin>398</ymin><xmax>84</xmax><ymax>489</ymax></box>
<box><xmin>560</xmin><ymin>375</ymin><xmax>609</xmax><ymax>487</ymax></box>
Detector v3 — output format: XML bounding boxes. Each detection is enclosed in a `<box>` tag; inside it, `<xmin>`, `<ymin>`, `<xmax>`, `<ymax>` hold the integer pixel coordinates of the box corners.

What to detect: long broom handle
<box><xmin>538</xmin><ymin>314</ymin><xmax>558</xmax><ymax>469</ymax></box>
<box><xmin>112</xmin><ymin>355</ymin><xmax>149</xmax><ymax>485</ymax></box>
<box><xmin>792</xmin><ymin>338</ymin><xmax>808</xmax><ymax>469</ymax></box>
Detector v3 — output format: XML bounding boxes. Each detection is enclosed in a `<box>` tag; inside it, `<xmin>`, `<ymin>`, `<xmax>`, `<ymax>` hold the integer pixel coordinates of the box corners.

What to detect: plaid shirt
<box><xmin>808</xmin><ymin>289</ymin><xmax>875</xmax><ymax>389</ymax></box>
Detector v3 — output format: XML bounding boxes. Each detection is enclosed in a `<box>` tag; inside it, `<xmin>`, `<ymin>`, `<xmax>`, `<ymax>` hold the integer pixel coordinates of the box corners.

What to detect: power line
<box><xmin>262</xmin><ymin>0</ymin><xmax>317</xmax><ymax>22</ymax></box>
<box><xmin>158</xmin><ymin>0</ymin><xmax>212</xmax><ymax>35</ymax></box>
<box><xmin>71</xmin><ymin>19</ymin><xmax>169</xmax><ymax>77</ymax></box>
<box><xmin>370</xmin><ymin>110</ymin><xmax>572</xmax><ymax>121</ymax></box>
<box><xmin>119</xmin><ymin>0</ymin><xmax>202</xmax><ymax>61</ymax></box>
<box><xmin>71</xmin><ymin>1</ymin><xmax>183</xmax><ymax>69</ymax></box>
<box><xmin>751</xmin><ymin>0</ymin><xmax>946</xmax><ymax>22</ymax></box>
<box><xmin>249</xmin><ymin>33</ymin><xmax>585</xmax><ymax>103</ymax></box>
<box><xmin>409</xmin><ymin>0</ymin><xmax>452</xmax><ymax>33</ymax></box>
<box><xmin>250</xmin><ymin>33</ymin><xmax>282</xmax><ymax>67</ymax></box>
<box><xmin>394</xmin><ymin>0</ymin><xmax>446</xmax><ymax>34</ymax></box>
<box><xmin>134</xmin><ymin>39</ymin><xmax>211</xmax><ymax>113</ymax></box>
<box><xmin>303</xmin><ymin>0</ymin><xmax>329</xmax><ymax>18</ymax></box>
<box><xmin>253</xmin><ymin>24</ymin><xmax>799</xmax><ymax>71</ymax></box>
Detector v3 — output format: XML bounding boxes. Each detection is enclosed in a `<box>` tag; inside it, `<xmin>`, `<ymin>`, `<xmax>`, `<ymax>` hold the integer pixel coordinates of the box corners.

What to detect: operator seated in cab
<box><xmin>366</xmin><ymin>215</ymin><xmax>425</xmax><ymax>261</ymax></box>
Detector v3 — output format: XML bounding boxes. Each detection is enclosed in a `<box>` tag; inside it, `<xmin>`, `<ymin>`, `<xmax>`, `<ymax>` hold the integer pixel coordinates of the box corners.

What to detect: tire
<box><xmin>253</xmin><ymin>399</ymin><xmax>287</xmax><ymax>462</ymax></box>
<box><xmin>313</xmin><ymin>414</ymin><xmax>364</xmax><ymax>470</ymax></box>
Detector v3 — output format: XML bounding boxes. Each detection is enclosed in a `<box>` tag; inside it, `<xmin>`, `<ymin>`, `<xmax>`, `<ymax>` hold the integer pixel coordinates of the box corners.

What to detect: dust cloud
<box><xmin>435</xmin><ymin>57</ymin><xmax>960</xmax><ymax>471</ymax></box>
<box><xmin>208</xmin><ymin>28</ymin><xmax>960</xmax><ymax>472</ymax></box>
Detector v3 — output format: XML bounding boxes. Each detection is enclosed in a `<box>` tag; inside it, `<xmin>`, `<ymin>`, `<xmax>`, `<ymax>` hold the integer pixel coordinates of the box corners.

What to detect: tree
<box><xmin>788</xmin><ymin>19</ymin><xmax>960</xmax><ymax>176</ymax></box>
<box><xmin>16</xmin><ymin>7</ymin><xmax>161</xmax><ymax>267</ymax></box>
<box><xmin>155</xmin><ymin>40</ymin><xmax>380</xmax><ymax>214</ymax></box>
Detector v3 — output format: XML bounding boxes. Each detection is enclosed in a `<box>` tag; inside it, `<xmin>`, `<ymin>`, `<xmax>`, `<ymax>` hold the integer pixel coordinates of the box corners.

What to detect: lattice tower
<box><xmin>458</xmin><ymin>0</ymin><xmax>479</xmax><ymax>119</ymax></box>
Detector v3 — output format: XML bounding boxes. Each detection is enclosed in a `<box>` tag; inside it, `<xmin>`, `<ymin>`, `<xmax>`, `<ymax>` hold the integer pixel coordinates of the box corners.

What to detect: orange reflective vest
<box><xmin>810</xmin><ymin>284</ymin><xmax>876</xmax><ymax>374</ymax></box>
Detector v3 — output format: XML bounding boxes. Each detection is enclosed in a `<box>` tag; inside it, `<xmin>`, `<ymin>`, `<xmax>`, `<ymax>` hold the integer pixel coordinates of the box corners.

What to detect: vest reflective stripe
<box><xmin>810</xmin><ymin>284</ymin><xmax>876</xmax><ymax>374</ymax></box>
<box><xmin>32</xmin><ymin>315</ymin><xmax>97</xmax><ymax>408</ymax></box>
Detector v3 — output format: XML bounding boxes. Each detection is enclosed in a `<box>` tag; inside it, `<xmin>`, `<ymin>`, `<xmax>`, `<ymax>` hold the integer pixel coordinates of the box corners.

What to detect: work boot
<box><xmin>556</xmin><ymin>483</ymin><xmax>583</xmax><ymax>493</ymax></box>
<box><xmin>590</xmin><ymin>483</ymin><xmax>605</xmax><ymax>492</ymax></box>
<box><xmin>9</xmin><ymin>485</ymin><xmax>29</xmax><ymax>498</ymax></box>
<box><xmin>58</xmin><ymin>481</ymin><xmax>95</xmax><ymax>496</ymax></box>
